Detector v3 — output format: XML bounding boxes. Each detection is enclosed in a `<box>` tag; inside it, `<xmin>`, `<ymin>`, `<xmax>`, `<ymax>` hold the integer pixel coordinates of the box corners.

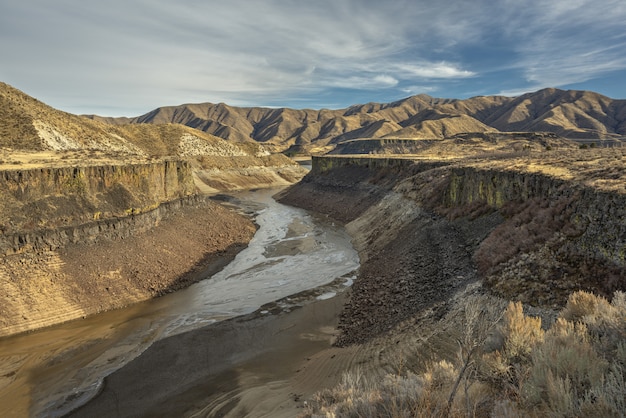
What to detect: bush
<box><xmin>303</xmin><ymin>291</ymin><xmax>626</xmax><ymax>417</ymax></box>
<box><xmin>474</xmin><ymin>195</ymin><xmax>577</xmax><ymax>277</ymax></box>
<box><xmin>485</xmin><ymin>292</ymin><xmax>626</xmax><ymax>417</ymax></box>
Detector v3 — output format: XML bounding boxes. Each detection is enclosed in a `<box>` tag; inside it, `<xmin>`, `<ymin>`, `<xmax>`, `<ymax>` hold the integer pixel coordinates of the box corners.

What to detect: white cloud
<box><xmin>321</xmin><ymin>74</ymin><xmax>399</xmax><ymax>90</ymax></box>
<box><xmin>1</xmin><ymin>0</ymin><xmax>625</xmax><ymax>114</ymax></box>
<box><xmin>402</xmin><ymin>85</ymin><xmax>438</xmax><ymax>95</ymax></box>
<box><xmin>490</xmin><ymin>0</ymin><xmax>626</xmax><ymax>87</ymax></box>
<box><xmin>392</xmin><ymin>63</ymin><xmax>475</xmax><ymax>79</ymax></box>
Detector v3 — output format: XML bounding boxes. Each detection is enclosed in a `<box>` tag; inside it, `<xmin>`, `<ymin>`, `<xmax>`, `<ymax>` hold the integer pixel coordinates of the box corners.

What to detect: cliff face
<box><xmin>279</xmin><ymin>155</ymin><xmax>626</xmax><ymax>343</ymax></box>
<box><xmin>0</xmin><ymin>160</ymin><xmax>194</xmax><ymax>236</ymax></box>
<box><xmin>0</xmin><ymin>159</ymin><xmax>260</xmax><ymax>336</ymax></box>
<box><xmin>441</xmin><ymin>167</ymin><xmax>626</xmax><ymax>266</ymax></box>
<box><xmin>0</xmin><ymin>196</ymin><xmax>256</xmax><ymax>337</ymax></box>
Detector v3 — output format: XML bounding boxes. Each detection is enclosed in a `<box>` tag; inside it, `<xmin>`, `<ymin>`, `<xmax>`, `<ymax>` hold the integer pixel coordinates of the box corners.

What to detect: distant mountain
<box><xmin>0</xmin><ymin>82</ymin><xmax>262</xmax><ymax>159</ymax></box>
<box><xmin>88</xmin><ymin>88</ymin><xmax>626</xmax><ymax>154</ymax></box>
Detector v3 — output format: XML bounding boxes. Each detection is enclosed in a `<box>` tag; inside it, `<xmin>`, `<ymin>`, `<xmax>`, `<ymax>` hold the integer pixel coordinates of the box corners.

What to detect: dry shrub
<box><xmin>303</xmin><ymin>292</ymin><xmax>626</xmax><ymax>418</ymax></box>
<box><xmin>499</xmin><ymin>302</ymin><xmax>544</xmax><ymax>362</ymax></box>
<box><xmin>474</xmin><ymin>195</ymin><xmax>577</xmax><ymax>276</ymax></box>
<box><xmin>479</xmin><ymin>302</ymin><xmax>544</xmax><ymax>398</ymax></box>
<box><xmin>424</xmin><ymin>360</ymin><xmax>457</xmax><ymax>390</ymax></box>
<box><xmin>561</xmin><ymin>290</ymin><xmax>626</xmax><ymax>359</ymax></box>
<box><xmin>302</xmin><ymin>369</ymin><xmax>434</xmax><ymax>418</ymax></box>
<box><xmin>523</xmin><ymin>319</ymin><xmax>608</xmax><ymax>411</ymax></box>
<box><xmin>301</xmin><ymin>365</ymin><xmax>469</xmax><ymax>418</ymax></box>
<box><xmin>487</xmin><ymin>292</ymin><xmax>626</xmax><ymax>417</ymax></box>
<box><xmin>561</xmin><ymin>290</ymin><xmax>602</xmax><ymax>321</ymax></box>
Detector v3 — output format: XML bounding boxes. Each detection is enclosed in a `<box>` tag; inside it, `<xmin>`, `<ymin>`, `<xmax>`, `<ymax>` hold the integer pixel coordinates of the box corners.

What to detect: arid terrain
<box><xmin>71</xmin><ymin>146</ymin><xmax>626</xmax><ymax>417</ymax></box>
<box><xmin>1</xmin><ymin>81</ymin><xmax>626</xmax><ymax>417</ymax></box>
<box><xmin>0</xmin><ymin>82</ymin><xmax>307</xmax><ymax>335</ymax></box>
<box><xmin>89</xmin><ymin>87</ymin><xmax>626</xmax><ymax>154</ymax></box>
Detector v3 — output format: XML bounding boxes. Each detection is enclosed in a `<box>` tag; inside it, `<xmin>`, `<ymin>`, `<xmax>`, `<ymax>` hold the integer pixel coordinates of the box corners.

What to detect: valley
<box><xmin>0</xmin><ymin>81</ymin><xmax>625</xmax><ymax>417</ymax></box>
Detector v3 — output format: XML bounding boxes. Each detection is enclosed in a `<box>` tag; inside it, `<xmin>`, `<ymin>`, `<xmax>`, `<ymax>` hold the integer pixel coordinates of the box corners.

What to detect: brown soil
<box><xmin>61</xmin><ymin>202</ymin><xmax>256</xmax><ymax>297</ymax></box>
<box><xmin>68</xmin><ymin>281</ymin><xmax>353</xmax><ymax>418</ymax></box>
<box><xmin>0</xmin><ymin>199</ymin><xmax>256</xmax><ymax>336</ymax></box>
<box><xmin>67</xmin><ymin>183</ymin><xmax>507</xmax><ymax>417</ymax></box>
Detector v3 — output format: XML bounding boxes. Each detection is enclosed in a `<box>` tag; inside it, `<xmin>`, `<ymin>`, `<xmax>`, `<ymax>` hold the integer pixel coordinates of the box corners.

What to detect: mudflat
<box><xmin>68</xmin><ymin>287</ymin><xmax>354</xmax><ymax>418</ymax></box>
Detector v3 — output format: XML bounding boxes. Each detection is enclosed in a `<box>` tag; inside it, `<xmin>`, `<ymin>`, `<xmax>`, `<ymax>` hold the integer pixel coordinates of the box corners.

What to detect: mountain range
<box><xmin>89</xmin><ymin>88</ymin><xmax>626</xmax><ymax>154</ymax></box>
<box><xmin>2</xmin><ymin>81</ymin><xmax>625</xmax><ymax>156</ymax></box>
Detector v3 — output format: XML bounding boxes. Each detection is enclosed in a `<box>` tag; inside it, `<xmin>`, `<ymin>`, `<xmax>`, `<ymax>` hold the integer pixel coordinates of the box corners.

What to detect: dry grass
<box><xmin>466</xmin><ymin>147</ymin><xmax>626</xmax><ymax>194</ymax></box>
<box><xmin>302</xmin><ymin>291</ymin><xmax>626</xmax><ymax>418</ymax></box>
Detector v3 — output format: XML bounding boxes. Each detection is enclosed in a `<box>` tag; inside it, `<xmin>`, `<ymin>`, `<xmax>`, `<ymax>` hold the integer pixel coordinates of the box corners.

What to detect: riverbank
<box><xmin>68</xmin><ymin>277</ymin><xmax>356</xmax><ymax>417</ymax></box>
<box><xmin>61</xmin><ymin>188</ymin><xmax>359</xmax><ymax>417</ymax></box>
<box><xmin>0</xmin><ymin>197</ymin><xmax>256</xmax><ymax>337</ymax></box>
<box><xmin>68</xmin><ymin>149</ymin><xmax>626</xmax><ymax>417</ymax></box>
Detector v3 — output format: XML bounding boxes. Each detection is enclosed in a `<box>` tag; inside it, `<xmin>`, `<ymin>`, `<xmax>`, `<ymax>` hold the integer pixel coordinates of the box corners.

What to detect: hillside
<box><xmin>0</xmin><ymin>82</ymin><xmax>307</xmax><ymax>338</ymax></box>
<box><xmin>329</xmin><ymin>132</ymin><xmax>579</xmax><ymax>157</ymax></box>
<box><xmin>0</xmin><ymin>82</ymin><xmax>270</xmax><ymax>164</ymax></box>
<box><xmin>89</xmin><ymin>88</ymin><xmax>626</xmax><ymax>153</ymax></box>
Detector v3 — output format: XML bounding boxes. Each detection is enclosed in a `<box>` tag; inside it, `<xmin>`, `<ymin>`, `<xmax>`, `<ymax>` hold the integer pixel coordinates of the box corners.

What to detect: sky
<box><xmin>1</xmin><ymin>0</ymin><xmax>625</xmax><ymax>117</ymax></box>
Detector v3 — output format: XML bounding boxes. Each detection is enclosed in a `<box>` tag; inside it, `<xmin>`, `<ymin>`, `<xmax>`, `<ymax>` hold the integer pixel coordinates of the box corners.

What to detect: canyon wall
<box><xmin>0</xmin><ymin>159</ymin><xmax>260</xmax><ymax>336</ymax></box>
<box><xmin>279</xmin><ymin>155</ymin><xmax>626</xmax><ymax>343</ymax></box>
<box><xmin>308</xmin><ymin>156</ymin><xmax>626</xmax><ymax>270</ymax></box>
<box><xmin>0</xmin><ymin>160</ymin><xmax>194</xmax><ymax>236</ymax></box>
<box><xmin>439</xmin><ymin>167</ymin><xmax>626</xmax><ymax>266</ymax></box>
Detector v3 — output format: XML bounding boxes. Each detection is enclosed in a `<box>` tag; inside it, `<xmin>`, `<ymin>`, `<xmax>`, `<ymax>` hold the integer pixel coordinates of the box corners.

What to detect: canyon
<box><xmin>0</xmin><ymin>82</ymin><xmax>308</xmax><ymax>336</ymax></box>
<box><xmin>1</xmin><ymin>81</ymin><xmax>626</xmax><ymax>416</ymax></box>
<box><xmin>69</xmin><ymin>149</ymin><xmax>626</xmax><ymax>417</ymax></box>
<box><xmin>280</xmin><ymin>152</ymin><xmax>626</xmax><ymax>343</ymax></box>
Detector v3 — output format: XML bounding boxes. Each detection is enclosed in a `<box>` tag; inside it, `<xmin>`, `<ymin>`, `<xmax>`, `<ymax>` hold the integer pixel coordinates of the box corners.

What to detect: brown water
<box><xmin>0</xmin><ymin>189</ymin><xmax>359</xmax><ymax>417</ymax></box>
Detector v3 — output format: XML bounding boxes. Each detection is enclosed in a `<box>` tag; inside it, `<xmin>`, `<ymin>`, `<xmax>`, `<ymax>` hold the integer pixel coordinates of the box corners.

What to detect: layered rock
<box><xmin>278</xmin><ymin>153</ymin><xmax>626</xmax><ymax>344</ymax></box>
<box><xmin>0</xmin><ymin>159</ymin><xmax>259</xmax><ymax>337</ymax></box>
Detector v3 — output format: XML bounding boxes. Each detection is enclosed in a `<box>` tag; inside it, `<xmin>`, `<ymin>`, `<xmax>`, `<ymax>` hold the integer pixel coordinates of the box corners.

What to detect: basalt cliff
<box><xmin>278</xmin><ymin>150</ymin><xmax>626</xmax><ymax>344</ymax></box>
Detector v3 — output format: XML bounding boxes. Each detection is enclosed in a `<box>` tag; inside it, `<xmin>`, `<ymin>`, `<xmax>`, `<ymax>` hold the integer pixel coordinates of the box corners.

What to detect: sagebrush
<box><xmin>301</xmin><ymin>291</ymin><xmax>626</xmax><ymax>418</ymax></box>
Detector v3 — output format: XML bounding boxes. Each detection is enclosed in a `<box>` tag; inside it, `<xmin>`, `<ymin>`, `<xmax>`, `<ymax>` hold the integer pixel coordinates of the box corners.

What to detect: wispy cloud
<box><xmin>0</xmin><ymin>0</ymin><xmax>625</xmax><ymax>115</ymax></box>
<box><xmin>486</xmin><ymin>0</ymin><xmax>626</xmax><ymax>90</ymax></box>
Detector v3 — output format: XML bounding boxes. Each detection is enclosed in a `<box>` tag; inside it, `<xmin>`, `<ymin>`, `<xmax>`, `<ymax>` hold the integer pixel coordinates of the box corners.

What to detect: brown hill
<box><xmin>0</xmin><ymin>82</ymin><xmax>268</xmax><ymax>163</ymax></box>
<box><xmin>91</xmin><ymin>88</ymin><xmax>626</xmax><ymax>154</ymax></box>
<box><xmin>480</xmin><ymin>88</ymin><xmax>626</xmax><ymax>138</ymax></box>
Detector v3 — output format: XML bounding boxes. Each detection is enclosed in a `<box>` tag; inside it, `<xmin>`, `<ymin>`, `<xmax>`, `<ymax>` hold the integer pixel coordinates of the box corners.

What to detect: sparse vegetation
<box><xmin>301</xmin><ymin>291</ymin><xmax>626</xmax><ymax>417</ymax></box>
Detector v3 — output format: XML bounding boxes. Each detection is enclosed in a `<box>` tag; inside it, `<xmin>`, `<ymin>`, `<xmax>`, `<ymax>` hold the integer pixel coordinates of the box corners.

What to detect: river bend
<box><xmin>0</xmin><ymin>188</ymin><xmax>359</xmax><ymax>417</ymax></box>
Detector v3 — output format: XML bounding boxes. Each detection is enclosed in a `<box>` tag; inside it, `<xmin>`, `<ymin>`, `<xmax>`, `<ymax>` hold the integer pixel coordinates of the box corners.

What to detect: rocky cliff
<box><xmin>0</xmin><ymin>83</ymin><xmax>308</xmax><ymax>337</ymax></box>
<box><xmin>0</xmin><ymin>160</ymin><xmax>193</xmax><ymax>235</ymax></box>
<box><xmin>0</xmin><ymin>158</ymin><xmax>259</xmax><ymax>337</ymax></box>
<box><xmin>278</xmin><ymin>151</ymin><xmax>626</xmax><ymax>343</ymax></box>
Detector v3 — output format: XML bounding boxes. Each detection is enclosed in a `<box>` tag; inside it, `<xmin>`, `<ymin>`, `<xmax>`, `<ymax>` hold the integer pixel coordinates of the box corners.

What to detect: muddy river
<box><xmin>0</xmin><ymin>188</ymin><xmax>359</xmax><ymax>417</ymax></box>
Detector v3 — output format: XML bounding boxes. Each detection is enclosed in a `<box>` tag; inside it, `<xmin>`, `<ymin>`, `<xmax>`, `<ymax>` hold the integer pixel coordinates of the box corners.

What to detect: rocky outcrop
<box><xmin>1</xmin><ymin>194</ymin><xmax>203</xmax><ymax>256</ymax></box>
<box><xmin>0</xmin><ymin>197</ymin><xmax>256</xmax><ymax>337</ymax></box>
<box><xmin>329</xmin><ymin>132</ymin><xmax>578</xmax><ymax>156</ymax></box>
<box><xmin>0</xmin><ymin>158</ymin><xmax>258</xmax><ymax>336</ymax></box>
<box><xmin>278</xmin><ymin>155</ymin><xmax>626</xmax><ymax>344</ymax></box>
<box><xmin>191</xmin><ymin>154</ymin><xmax>307</xmax><ymax>193</ymax></box>
<box><xmin>0</xmin><ymin>160</ymin><xmax>194</xmax><ymax>235</ymax></box>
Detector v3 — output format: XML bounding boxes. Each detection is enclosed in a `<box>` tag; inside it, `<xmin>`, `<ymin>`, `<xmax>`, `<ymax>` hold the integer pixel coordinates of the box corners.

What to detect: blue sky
<box><xmin>1</xmin><ymin>0</ymin><xmax>625</xmax><ymax>116</ymax></box>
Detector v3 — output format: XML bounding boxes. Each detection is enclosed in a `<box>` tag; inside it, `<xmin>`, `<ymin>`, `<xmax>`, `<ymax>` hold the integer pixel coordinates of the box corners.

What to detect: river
<box><xmin>0</xmin><ymin>188</ymin><xmax>359</xmax><ymax>417</ymax></box>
